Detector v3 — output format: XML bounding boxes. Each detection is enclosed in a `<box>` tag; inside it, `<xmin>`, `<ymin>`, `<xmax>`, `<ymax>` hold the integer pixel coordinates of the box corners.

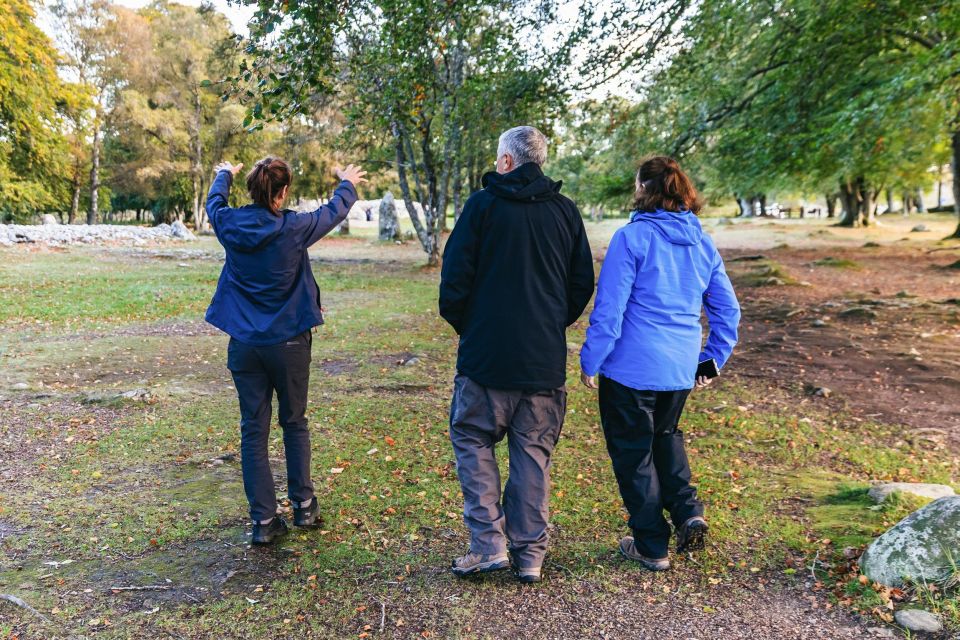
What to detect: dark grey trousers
<box><xmin>227</xmin><ymin>330</ymin><xmax>314</xmax><ymax>522</ymax></box>
<box><xmin>449</xmin><ymin>374</ymin><xmax>566</xmax><ymax>569</ymax></box>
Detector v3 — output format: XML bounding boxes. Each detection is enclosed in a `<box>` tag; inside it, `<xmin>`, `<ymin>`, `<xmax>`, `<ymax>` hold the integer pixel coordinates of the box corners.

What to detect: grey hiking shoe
<box><xmin>676</xmin><ymin>516</ymin><xmax>708</xmax><ymax>553</ymax></box>
<box><xmin>619</xmin><ymin>537</ymin><xmax>670</xmax><ymax>571</ymax></box>
<box><xmin>450</xmin><ymin>551</ymin><xmax>510</xmax><ymax>577</ymax></box>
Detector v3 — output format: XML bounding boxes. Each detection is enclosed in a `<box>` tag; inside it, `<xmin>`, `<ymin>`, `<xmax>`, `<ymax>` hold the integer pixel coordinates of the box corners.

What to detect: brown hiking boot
<box><xmin>619</xmin><ymin>537</ymin><xmax>670</xmax><ymax>571</ymax></box>
<box><xmin>676</xmin><ymin>516</ymin><xmax>708</xmax><ymax>553</ymax></box>
<box><xmin>450</xmin><ymin>551</ymin><xmax>509</xmax><ymax>577</ymax></box>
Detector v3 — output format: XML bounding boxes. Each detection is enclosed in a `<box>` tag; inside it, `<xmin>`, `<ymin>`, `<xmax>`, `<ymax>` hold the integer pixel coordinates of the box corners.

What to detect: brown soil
<box><xmin>723</xmin><ymin>244</ymin><xmax>960</xmax><ymax>450</ymax></box>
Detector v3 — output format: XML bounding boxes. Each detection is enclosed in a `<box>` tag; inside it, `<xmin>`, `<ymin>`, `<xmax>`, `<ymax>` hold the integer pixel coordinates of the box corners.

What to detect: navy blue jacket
<box><xmin>439</xmin><ymin>162</ymin><xmax>595</xmax><ymax>390</ymax></box>
<box><xmin>204</xmin><ymin>169</ymin><xmax>358</xmax><ymax>346</ymax></box>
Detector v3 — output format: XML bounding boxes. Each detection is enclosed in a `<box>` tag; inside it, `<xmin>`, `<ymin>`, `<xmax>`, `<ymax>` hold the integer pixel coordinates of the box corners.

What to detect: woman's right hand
<box><xmin>335</xmin><ymin>164</ymin><xmax>368</xmax><ymax>185</ymax></box>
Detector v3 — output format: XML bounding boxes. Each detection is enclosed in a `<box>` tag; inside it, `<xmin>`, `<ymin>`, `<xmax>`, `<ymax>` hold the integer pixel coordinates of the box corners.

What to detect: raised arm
<box><xmin>300</xmin><ymin>180</ymin><xmax>359</xmax><ymax>247</ymax></box>
<box><xmin>206</xmin><ymin>162</ymin><xmax>242</xmax><ymax>233</ymax></box>
<box><xmin>300</xmin><ymin>164</ymin><xmax>366</xmax><ymax>247</ymax></box>
<box><xmin>699</xmin><ymin>251</ymin><xmax>741</xmax><ymax>368</ymax></box>
<box><xmin>438</xmin><ymin>196</ymin><xmax>482</xmax><ymax>335</ymax></box>
<box><xmin>566</xmin><ymin>212</ymin><xmax>596</xmax><ymax>326</ymax></box>
<box><xmin>580</xmin><ymin>229</ymin><xmax>636</xmax><ymax>377</ymax></box>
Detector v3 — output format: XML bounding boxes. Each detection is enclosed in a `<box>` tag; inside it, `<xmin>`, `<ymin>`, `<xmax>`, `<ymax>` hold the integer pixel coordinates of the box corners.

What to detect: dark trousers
<box><xmin>598</xmin><ymin>376</ymin><xmax>703</xmax><ymax>558</ymax></box>
<box><xmin>449</xmin><ymin>375</ymin><xmax>566</xmax><ymax>569</ymax></box>
<box><xmin>227</xmin><ymin>330</ymin><xmax>314</xmax><ymax>522</ymax></box>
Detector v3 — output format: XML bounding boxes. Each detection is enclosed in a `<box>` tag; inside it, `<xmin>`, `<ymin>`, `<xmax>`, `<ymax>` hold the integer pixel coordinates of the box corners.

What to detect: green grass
<box><xmin>812</xmin><ymin>256</ymin><xmax>862</xmax><ymax>269</ymax></box>
<box><xmin>0</xmin><ymin>242</ymin><xmax>958</xmax><ymax>637</ymax></box>
<box><xmin>729</xmin><ymin>258</ymin><xmax>798</xmax><ymax>287</ymax></box>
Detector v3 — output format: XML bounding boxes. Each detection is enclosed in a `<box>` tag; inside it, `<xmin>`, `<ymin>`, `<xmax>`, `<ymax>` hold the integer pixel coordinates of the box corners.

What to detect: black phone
<box><xmin>696</xmin><ymin>358</ymin><xmax>720</xmax><ymax>379</ymax></box>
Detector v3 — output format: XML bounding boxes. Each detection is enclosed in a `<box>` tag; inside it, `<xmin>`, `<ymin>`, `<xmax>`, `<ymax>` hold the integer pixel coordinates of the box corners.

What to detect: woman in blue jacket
<box><xmin>205</xmin><ymin>157</ymin><xmax>367</xmax><ymax>544</ymax></box>
<box><xmin>580</xmin><ymin>156</ymin><xmax>740</xmax><ymax>570</ymax></box>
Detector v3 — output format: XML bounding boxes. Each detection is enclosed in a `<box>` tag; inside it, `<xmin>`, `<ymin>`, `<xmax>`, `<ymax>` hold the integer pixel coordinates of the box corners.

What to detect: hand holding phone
<box><xmin>695</xmin><ymin>358</ymin><xmax>719</xmax><ymax>388</ymax></box>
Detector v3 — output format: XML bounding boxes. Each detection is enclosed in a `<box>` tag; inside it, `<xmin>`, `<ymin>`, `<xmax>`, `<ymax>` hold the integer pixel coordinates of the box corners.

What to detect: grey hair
<box><xmin>497</xmin><ymin>126</ymin><xmax>548</xmax><ymax>167</ymax></box>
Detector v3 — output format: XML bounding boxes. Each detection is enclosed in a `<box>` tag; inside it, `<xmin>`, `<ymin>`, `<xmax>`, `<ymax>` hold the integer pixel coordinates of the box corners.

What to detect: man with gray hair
<box><xmin>439</xmin><ymin>125</ymin><xmax>595</xmax><ymax>583</ymax></box>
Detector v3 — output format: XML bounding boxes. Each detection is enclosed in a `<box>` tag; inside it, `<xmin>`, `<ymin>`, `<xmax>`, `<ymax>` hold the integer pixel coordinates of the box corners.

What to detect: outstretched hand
<box><xmin>580</xmin><ymin>371</ymin><xmax>598</xmax><ymax>389</ymax></box>
<box><xmin>335</xmin><ymin>163</ymin><xmax>368</xmax><ymax>185</ymax></box>
<box><xmin>215</xmin><ymin>161</ymin><xmax>243</xmax><ymax>176</ymax></box>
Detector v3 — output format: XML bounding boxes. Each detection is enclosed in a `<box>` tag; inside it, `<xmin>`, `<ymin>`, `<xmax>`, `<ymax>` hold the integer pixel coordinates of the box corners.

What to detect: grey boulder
<box><xmin>894</xmin><ymin>609</ymin><xmax>941</xmax><ymax>633</ymax></box>
<box><xmin>860</xmin><ymin>496</ymin><xmax>960</xmax><ymax>587</ymax></box>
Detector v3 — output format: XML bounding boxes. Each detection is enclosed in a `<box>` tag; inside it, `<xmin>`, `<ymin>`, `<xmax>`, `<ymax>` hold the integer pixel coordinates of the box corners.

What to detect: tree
<box><xmin>234</xmin><ymin>0</ymin><xmax>569</xmax><ymax>265</ymax></box>
<box><xmin>51</xmin><ymin>0</ymin><xmax>149</xmax><ymax>224</ymax></box>
<box><xmin>0</xmin><ymin>0</ymin><xmax>81</xmax><ymax>221</ymax></box>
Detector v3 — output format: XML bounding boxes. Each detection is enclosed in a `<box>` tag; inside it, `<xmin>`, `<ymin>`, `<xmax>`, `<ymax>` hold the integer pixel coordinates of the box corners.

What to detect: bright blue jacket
<box><xmin>580</xmin><ymin>210</ymin><xmax>740</xmax><ymax>391</ymax></box>
<box><xmin>204</xmin><ymin>169</ymin><xmax>358</xmax><ymax>346</ymax></box>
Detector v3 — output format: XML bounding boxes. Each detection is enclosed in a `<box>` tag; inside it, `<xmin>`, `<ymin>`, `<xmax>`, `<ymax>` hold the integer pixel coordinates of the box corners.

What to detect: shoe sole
<box><xmin>451</xmin><ymin>559</ymin><xmax>510</xmax><ymax>577</ymax></box>
<box><xmin>677</xmin><ymin>523</ymin><xmax>708</xmax><ymax>553</ymax></box>
<box><xmin>619</xmin><ymin>544</ymin><xmax>670</xmax><ymax>571</ymax></box>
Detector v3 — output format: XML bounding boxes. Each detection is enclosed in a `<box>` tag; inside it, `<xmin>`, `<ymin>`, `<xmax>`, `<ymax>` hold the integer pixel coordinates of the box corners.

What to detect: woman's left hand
<box><xmin>695</xmin><ymin>375</ymin><xmax>713</xmax><ymax>389</ymax></box>
<box><xmin>215</xmin><ymin>161</ymin><xmax>244</xmax><ymax>176</ymax></box>
<box><xmin>581</xmin><ymin>371</ymin><xmax>598</xmax><ymax>389</ymax></box>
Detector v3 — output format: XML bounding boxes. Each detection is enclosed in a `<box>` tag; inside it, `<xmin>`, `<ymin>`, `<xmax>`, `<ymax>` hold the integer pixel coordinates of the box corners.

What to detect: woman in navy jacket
<box><xmin>580</xmin><ymin>156</ymin><xmax>740</xmax><ymax>570</ymax></box>
<box><xmin>205</xmin><ymin>157</ymin><xmax>366</xmax><ymax>544</ymax></box>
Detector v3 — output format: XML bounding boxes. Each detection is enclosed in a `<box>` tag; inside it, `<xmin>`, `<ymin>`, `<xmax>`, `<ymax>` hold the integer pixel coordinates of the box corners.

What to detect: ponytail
<box><xmin>246</xmin><ymin>157</ymin><xmax>292</xmax><ymax>215</ymax></box>
<box><xmin>633</xmin><ymin>155</ymin><xmax>703</xmax><ymax>215</ymax></box>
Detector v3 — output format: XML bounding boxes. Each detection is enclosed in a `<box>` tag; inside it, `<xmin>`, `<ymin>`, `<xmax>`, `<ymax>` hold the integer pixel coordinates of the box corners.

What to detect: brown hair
<box><xmin>246</xmin><ymin>157</ymin><xmax>292</xmax><ymax>215</ymax></box>
<box><xmin>633</xmin><ymin>155</ymin><xmax>703</xmax><ymax>215</ymax></box>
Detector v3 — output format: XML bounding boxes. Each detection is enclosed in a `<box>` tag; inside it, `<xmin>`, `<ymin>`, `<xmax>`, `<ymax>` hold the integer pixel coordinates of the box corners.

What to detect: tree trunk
<box><xmin>88</xmin><ymin>123</ymin><xmax>101</xmax><ymax>225</ymax></box>
<box><xmin>736</xmin><ymin>195</ymin><xmax>750</xmax><ymax>217</ymax></box>
<box><xmin>837</xmin><ymin>178</ymin><xmax>860</xmax><ymax>227</ymax></box>
<box><xmin>885</xmin><ymin>188</ymin><xmax>895</xmax><ymax>215</ymax></box>
<box><xmin>937</xmin><ymin>164</ymin><xmax>944</xmax><ymax>206</ymax></box>
<box><xmin>825</xmin><ymin>193</ymin><xmax>837</xmax><ymax>218</ymax></box>
<box><xmin>758</xmin><ymin>194</ymin><xmax>767</xmax><ymax>216</ymax></box>
<box><xmin>190</xmin><ymin>88</ymin><xmax>205</xmax><ymax>231</ymax></box>
<box><xmin>914</xmin><ymin>187</ymin><xmax>926</xmax><ymax>213</ymax></box>
<box><xmin>951</xmin><ymin>129</ymin><xmax>960</xmax><ymax>237</ymax></box>
<box><xmin>861</xmin><ymin>180</ymin><xmax>875</xmax><ymax>227</ymax></box>
<box><xmin>338</xmin><ymin>215</ymin><xmax>350</xmax><ymax>235</ymax></box>
<box><xmin>452</xmin><ymin>157</ymin><xmax>464</xmax><ymax>223</ymax></box>
<box><xmin>392</xmin><ymin>121</ymin><xmax>430</xmax><ymax>252</ymax></box>
<box><xmin>69</xmin><ymin>172</ymin><xmax>81</xmax><ymax>225</ymax></box>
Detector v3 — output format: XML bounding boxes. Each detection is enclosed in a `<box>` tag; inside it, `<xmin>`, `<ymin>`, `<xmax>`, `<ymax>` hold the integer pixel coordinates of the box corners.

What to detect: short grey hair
<box><xmin>497</xmin><ymin>126</ymin><xmax>548</xmax><ymax>166</ymax></box>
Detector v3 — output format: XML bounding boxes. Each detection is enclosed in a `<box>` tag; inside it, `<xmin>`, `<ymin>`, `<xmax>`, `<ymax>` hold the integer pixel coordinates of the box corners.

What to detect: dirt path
<box><xmin>723</xmin><ymin>244</ymin><xmax>960</xmax><ymax>451</ymax></box>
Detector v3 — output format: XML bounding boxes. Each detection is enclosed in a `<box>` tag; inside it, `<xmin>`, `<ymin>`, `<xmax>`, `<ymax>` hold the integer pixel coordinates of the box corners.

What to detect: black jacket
<box><xmin>439</xmin><ymin>162</ymin><xmax>595</xmax><ymax>390</ymax></box>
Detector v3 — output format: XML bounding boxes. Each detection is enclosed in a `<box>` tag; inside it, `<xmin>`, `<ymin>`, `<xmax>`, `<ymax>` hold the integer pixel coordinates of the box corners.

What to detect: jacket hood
<box><xmin>217</xmin><ymin>205</ymin><xmax>285</xmax><ymax>252</ymax></box>
<box><xmin>630</xmin><ymin>209</ymin><xmax>703</xmax><ymax>246</ymax></box>
<box><xmin>481</xmin><ymin>162</ymin><xmax>562</xmax><ymax>203</ymax></box>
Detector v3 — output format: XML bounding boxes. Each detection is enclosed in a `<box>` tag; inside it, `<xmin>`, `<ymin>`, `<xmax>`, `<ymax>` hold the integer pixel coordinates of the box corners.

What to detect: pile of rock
<box><xmin>0</xmin><ymin>220</ymin><xmax>195</xmax><ymax>246</ymax></box>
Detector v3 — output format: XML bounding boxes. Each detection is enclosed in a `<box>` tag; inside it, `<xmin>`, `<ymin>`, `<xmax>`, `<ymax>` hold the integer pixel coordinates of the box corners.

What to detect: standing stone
<box><xmin>170</xmin><ymin>220</ymin><xmax>195</xmax><ymax>240</ymax></box>
<box><xmin>379</xmin><ymin>192</ymin><xmax>400</xmax><ymax>241</ymax></box>
<box><xmin>860</xmin><ymin>496</ymin><xmax>960</xmax><ymax>587</ymax></box>
<box><xmin>41</xmin><ymin>214</ymin><xmax>59</xmax><ymax>225</ymax></box>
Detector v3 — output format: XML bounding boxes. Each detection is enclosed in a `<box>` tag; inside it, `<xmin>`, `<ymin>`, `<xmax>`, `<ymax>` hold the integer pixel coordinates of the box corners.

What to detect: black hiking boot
<box><xmin>251</xmin><ymin>517</ymin><xmax>288</xmax><ymax>545</ymax></box>
<box><xmin>676</xmin><ymin>516</ymin><xmax>708</xmax><ymax>553</ymax></box>
<box><xmin>293</xmin><ymin>497</ymin><xmax>322</xmax><ymax>528</ymax></box>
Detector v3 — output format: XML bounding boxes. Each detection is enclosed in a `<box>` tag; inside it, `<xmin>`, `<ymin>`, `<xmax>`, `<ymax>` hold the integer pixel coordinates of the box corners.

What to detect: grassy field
<box><xmin>1</xmin><ymin>213</ymin><xmax>959</xmax><ymax>638</ymax></box>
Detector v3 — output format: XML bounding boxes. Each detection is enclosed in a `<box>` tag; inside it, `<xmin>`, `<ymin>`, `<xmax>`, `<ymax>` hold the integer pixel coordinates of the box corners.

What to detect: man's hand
<box><xmin>581</xmin><ymin>371</ymin><xmax>598</xmax><ymax>389</ymax></box>
<box><xmin>335</xmin><ymin>163</ymin><xmax>368</xmax><ymax>185</ymax></box>
<box><xmin>695</xmin><ymin>375</ymin><xmax>713</xmax><ymax>389</ymax></box>
<box><xmin>215</xmin><ymin>161</ymin><xmax>243</xmax><ymax>176</ymax></box>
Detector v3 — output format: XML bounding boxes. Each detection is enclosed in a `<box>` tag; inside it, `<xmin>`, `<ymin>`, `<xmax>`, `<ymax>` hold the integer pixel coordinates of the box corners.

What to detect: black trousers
<box><xmin>227</xmin><ymin>330</ymin><xmax>314</xmax><ymax>522</ymax></box>
<box><xmin>598</xmin><ymin>376</ymin><xmax>703</xmax><ymax>558</ymax></box>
